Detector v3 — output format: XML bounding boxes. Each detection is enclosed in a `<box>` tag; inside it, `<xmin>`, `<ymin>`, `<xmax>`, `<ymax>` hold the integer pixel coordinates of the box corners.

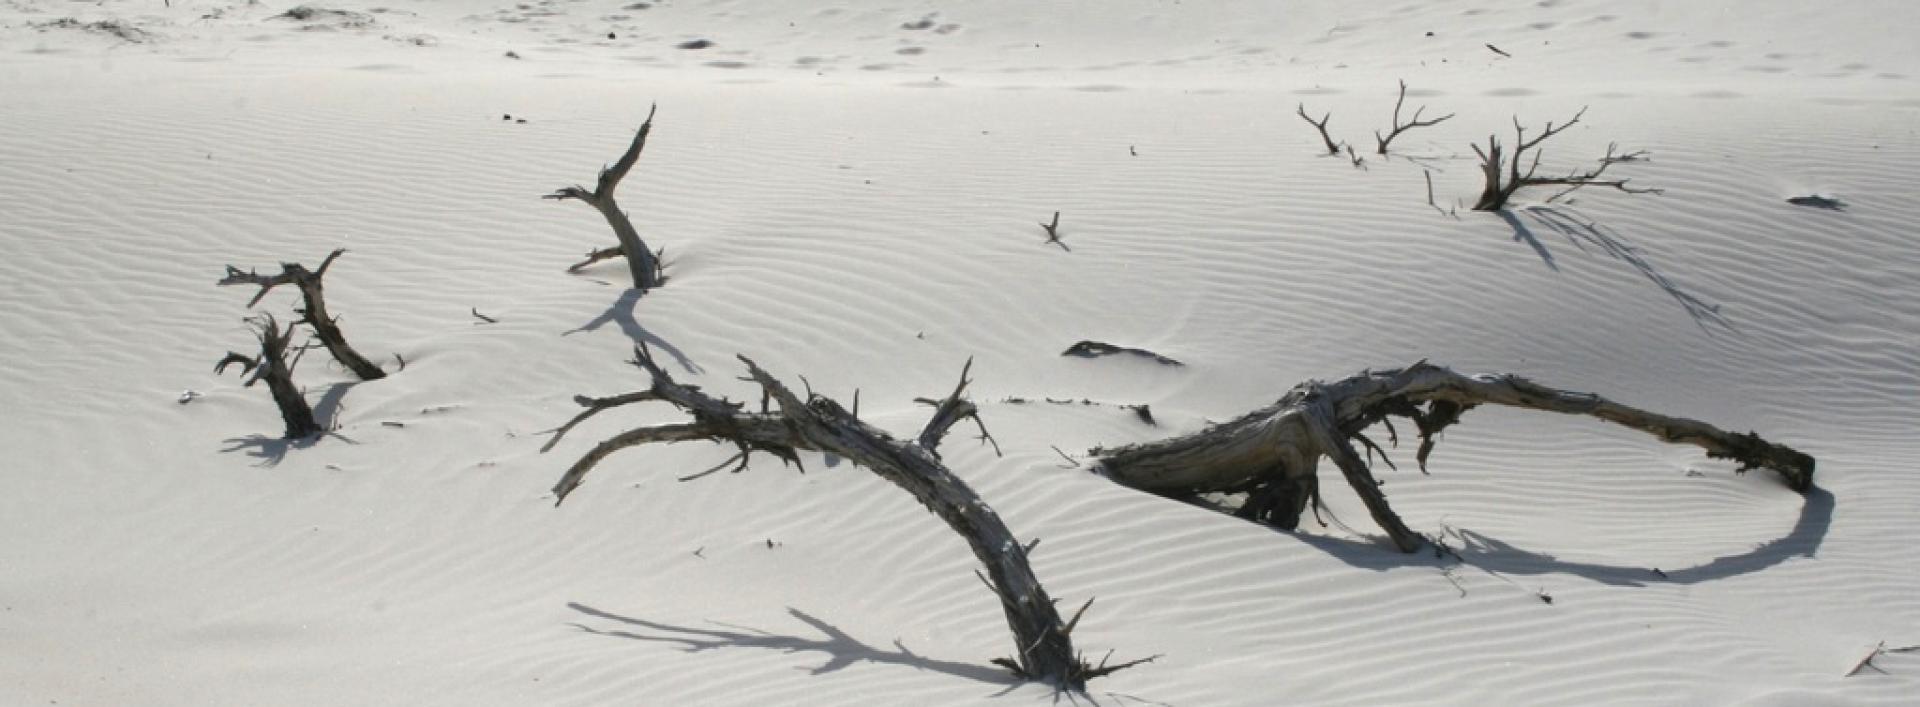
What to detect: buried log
<box><xmin>546</xmin><ymin>104</ymin><xmax>664</xmax><ymax>289</ymax></box>
<box><xmin>1091</xmin><ymin>362</ymin><xmax>1815</xmax><ymax>553</ymax></box>
<box><xmin>219</xmin><ymin>248</ymin><xmax>386</xmax><ymax>381</ymax></box>
<box><xmin>216</xmin><ymin>314</ymin><xmax>323</xmax><ymax>439</ymax></box>
<box><xmin>544</xmin><ymin>346</ymin><xmax>1150</xmax><ymax>689</ymax></box>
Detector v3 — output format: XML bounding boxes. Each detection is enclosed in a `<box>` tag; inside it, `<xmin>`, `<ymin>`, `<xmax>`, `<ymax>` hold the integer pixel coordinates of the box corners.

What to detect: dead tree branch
<box><xmin>1092</xmin><ymin>362</ymin><xmax>1815</xmax><ymax>553</ymax></box>
<box><xmin>217</xmin><ymin>315</ymin><xmax>322</xmax><ymax>439</ymax></box>
<box><xmin>1470</xmin><ymin>108</ymin><xmax>1662</xmax><ymax>211</ymax></box>
<box><xmin>1375</xmin><ymin>80</ymin><xmax>1454</xmax><ymax>155</ymax></box>
<box><xmin>219</xmin><ymin>248</ymin><xmax>386</xmax><ymax>381</ymax></box>
<box><xmin>546</xmin><ymin>349</ymin><xmax>1144</xmax><ymax>689</ymax></box>
<box><xmin>1296</xmin><ymin>103</ymin><xmax>1342</xmax><ymax>156</ymax></box>
<box><xmin>546</xmin><ymin>104</ymin><xmax>664</xmax><ymax>290</ymax></box>
<box><xmin>1040</xmin><ymin>211</ymin><xmax>1067</xmax><ymax>251</ymax></box>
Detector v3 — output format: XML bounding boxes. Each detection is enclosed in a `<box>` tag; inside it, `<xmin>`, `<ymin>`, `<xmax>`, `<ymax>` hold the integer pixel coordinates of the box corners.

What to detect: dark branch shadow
<box><xmin>218</xmin><ymin>430</ymin><xmax>356</xmax><ymax>467</ymax></box>
<box><xmin>1292</xmin><ymin>485</ymin><xmax>1831</xmax><ymax>587</ymax></box>
<box><xmin>566</xmin><ymin>602</ymin><xmax>1019</xmax><ymax>687</ymax></box>
<box><xmin>1498</xmin><ymin>206</ymin><xmax>1731</xmax><ymax>332</ymax></box>
<box><xmin>564</xmin><ymin>289</ymin><xmax>701</xmax><ymax>374</ymax></box>
<box><xmin>312</xmin><ymin>380</ymin><xmax>359</xmax><ymax>430</ymax></box>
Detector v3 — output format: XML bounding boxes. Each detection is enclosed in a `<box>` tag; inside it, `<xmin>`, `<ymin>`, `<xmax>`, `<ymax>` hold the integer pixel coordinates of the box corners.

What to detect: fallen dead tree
<box><xmin>219</xmin><ymin>248</ymin><xmax>387</xmax><ymax>381</ymax></box>
<box><xmin>216</xmin><ymin>315</ymin><xmax>323</xmax><ymax>439</ymax></box>
<box><xmin>543</xmin><ymin>347</ymin><xmax>1150</xmax><ymax>690</ymax></box>
<box><xmin>1092</xmin><ymin>362</ymin><xmax>1815</xmax><ymax>553</ymax></box>
<box><xmin>546</xmin><ymin>104</ymin><xmax>665</xmax><ymax>289</ymax></box>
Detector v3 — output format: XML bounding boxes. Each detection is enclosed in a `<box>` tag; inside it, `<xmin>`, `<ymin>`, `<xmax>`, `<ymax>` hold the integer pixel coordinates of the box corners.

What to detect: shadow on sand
<box><xmin>218</xmin><ymin>381</ymin><xmax>361</xmax><ymax>466</ymax></box>
<box><xmin>1498</xmin><ymin>206</ymin><xmax>1731</xmax><ymax>332</ymax></box>
<box><xmin>565</xmin><ymin>602</ymin><xmax>1019</xmax><ymax>687</ymax></box>
<box><xmin>565</xmin><ymin>289</ymin><xmax>700</xmax><ymax>374</ymax></box>
<box><xmin>1294</xmin><ymin>485</ymin><xmax>1832</xmax><ymax>588</ymax></box>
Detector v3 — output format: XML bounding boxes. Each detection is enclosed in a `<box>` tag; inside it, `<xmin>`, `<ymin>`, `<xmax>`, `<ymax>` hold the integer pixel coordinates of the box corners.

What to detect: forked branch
<box><xmin>218</xmin><ymin>248</ymin><xmax>386</xmax><ymax>381</ymax></box>
<box><xmin>216</xmin><ymin>314</ymin><xmax>322</xmax><ymax>439</ymax></box>
<box><xmin>1296</xmin><ymin>103</ymin><xmax>1343</xmax><ymax>156</ymax></box>
<box><xmin>1094</xmin><ymin>362</ymin><xmax>1815</xmax><ymax>553</ymax></box>
<box><xmin>1374</xmin><ymin>80</ymin><xmax>1454</xmax><ymax>155</ymax></box>
<box><xmin>546</xmin><ymin>104</ymin><xmax>664</xmax><ymax>289</ymax></box>
<box><xmin>1470</xmin><ymin>108</ymin><xmax>1662</xmax><ymax>211</ymax></box>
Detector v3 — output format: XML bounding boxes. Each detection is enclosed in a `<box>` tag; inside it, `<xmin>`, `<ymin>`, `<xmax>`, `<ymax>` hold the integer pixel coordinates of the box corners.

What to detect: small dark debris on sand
<box><xmin>1061</xmin><ymin>340</ymin><xmax>1183</xmax><ymax>367</ymax></box>
<box><xmin>32</xmin><ymin>18</ymin><xmax>151</xmax><ymax>42</ymax></box>
<box><xmin>677</xmin><ymin>38</ymin><xmax>713</xmax><ymax>50</ymax></box>
<box><xmin>1787</xmin><ymin>195</ymin><xmax>1846</xmax><ymax>210</ymax></box>
<box><xmin>272</xmin><ymin>6</ymin><xmax>378</xmax><ymax>30</ymax></box>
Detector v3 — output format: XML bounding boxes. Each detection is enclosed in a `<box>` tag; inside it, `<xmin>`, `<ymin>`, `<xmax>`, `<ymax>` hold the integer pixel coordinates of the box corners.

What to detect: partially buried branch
<box><xmin>216</xmin><ymin>314</ymin><xmax>322</xmax><ymax>439</ymax></box>
<box><xmin>1296</xmin><ymin>103</ymin><xmax>1342</xmax><ymax>156</ymax></box>
<box><xmin>218</xmin><ymin>248</ymin><xmax>386</xmax><ymax>381</ymax></box>
<box><xmin>1470</xmin><ymin>108</ymin><xmax>1661</xmax><ymax>211</ymax></box>
<box><xmin>1092</xmin><ymin>362</ymin><xmax>1815</xmax><ymax>553</ymax></box>
<box><xmin>546</xmin><ymin>104</ymin><xmax>664</xmax><ymax>289</ymax></box>
<box><xmin>1375</xmin><ymin>79</ymin><xmax>1454</xmax><ymax>155</ymax></box>
<box><xmin>545</xmin><ymin>348</ymin><xmax>1148</xmax><ymax>689</ymax></box>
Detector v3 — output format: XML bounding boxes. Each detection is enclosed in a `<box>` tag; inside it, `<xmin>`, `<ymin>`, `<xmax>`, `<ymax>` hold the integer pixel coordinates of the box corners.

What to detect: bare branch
<box><xmin>547</xmin><ymin>104</ymin><xmax>663</xmax><ymax>289</ymax></box>
<box><xmin>1296</xmin><ymin>103</ymin><xmax>1342</xmax><ymax>155</ymax></box>
<box><xmin>1375</xmin><ymin>80</ymin><xmax>1455</xmax><ymax>155</ymax></box>
<box><xmin>1471</xmin><ymin>107</ymin><xmax>1658</xmax><ymax>210</ymax></box>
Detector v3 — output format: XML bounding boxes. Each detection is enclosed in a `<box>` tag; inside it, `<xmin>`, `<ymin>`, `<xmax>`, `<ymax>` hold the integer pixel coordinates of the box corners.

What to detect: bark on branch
<box><xmin>1093</xmin><ymin>362</ymin><xmax>1815</xmax><ymax>553</ymax></box>
<box><xmin>218</xmin><ymin>248</ymin><xmax>387</xmax><ymax>381</ymax></box>
<box><xmin>216</xmin><ymin>314</ymin><xmax>322</xmax><ymax>439</ymax></box>
<box><xmin>1471</xmin><ymin>108</ymin><xmax>1662</xmax><ymax>211</ymax></box>
<box><xmin>546</xmin><ymin>104</ymin><xmax>663</xmax><ymax>289</ymax></box>
<box><xmin>544</xmin><ymin>348</ymin><xmax>1148</xmax><ymax>689</ymax></box>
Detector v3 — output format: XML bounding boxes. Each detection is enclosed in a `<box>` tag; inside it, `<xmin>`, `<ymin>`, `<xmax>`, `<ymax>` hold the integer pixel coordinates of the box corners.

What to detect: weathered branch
<box><xmin>546</xmin><ymin>352</ymin><xmax>1142</xmax><ymax>689</ymax></box>
<box><xmin>1093</xmin><ymin>362</ymin><xmax>1815</xmax><ymax>553</ymax></box>
<box><xmin>1039</xmin><ymin>211</ymin><xmax>1067</xmax><ymax>251</ymax></box>
<box><xmin>218</xmin><ymin>248</ymin><xmax>386</xmax><ymax>381</ymax></box>
<box><xmin>546</xmin><ymin>104</ymin><xmax>662</xmax><ymax>289</ymax></box>
<box><xmin>1296</xmin><ymin>103</ymin><xmax>1342</xmax><ymax>156</ymax></box>
<box><xmin>1374</xmin><ymin>80</ymin><xmax>1454</xmax><ymax>155</ymax></box>
<box><xmin>1470</xmin><ymin>108</ymin><xmax>1662</xmax><ymax>211</ymax></box>
<box><xmin>217</xmin><ymin>314</ymin><xmax>322</xmax><ymax>439</ymax></box>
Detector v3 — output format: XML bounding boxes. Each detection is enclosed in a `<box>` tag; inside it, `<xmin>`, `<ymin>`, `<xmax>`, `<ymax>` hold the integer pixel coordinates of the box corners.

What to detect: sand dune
<box><xmin>3</xmin><ymin>0</ymin><xmax>1917</xmax><ymax>704</ymax></box>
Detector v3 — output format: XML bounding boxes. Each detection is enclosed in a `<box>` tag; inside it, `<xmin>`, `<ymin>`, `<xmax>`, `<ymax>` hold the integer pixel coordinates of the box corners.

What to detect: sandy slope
<box><xmin>2</xmin><ymin>1</ymin><xmax>1918</xmax><ymax>705</ymax></box>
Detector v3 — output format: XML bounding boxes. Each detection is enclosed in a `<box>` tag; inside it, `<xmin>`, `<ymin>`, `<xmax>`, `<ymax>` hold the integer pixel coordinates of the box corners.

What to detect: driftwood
<box><xmin>1374</xmin><ymin>80</ymin><xmax>1454</xmax><ymax>155</ymax></box>
<box><xmin>544</xmin><ymin>347</ymin><xmax>1150</xmax><ymax>689</ymax></box>
<box><xmin>216</xmin><ymin>315</ymin><xmax>322</xmax><ymax>439</ymax></box>
<box><xmin>1092</xmin><ymin>362</ymin><xmax>1815</xmax><ymax>553</ymax></box>
<box><xmin>1296</xmin><ymin>103</ymin><xmax>1342</xmax><ymax>156</ymax></box>
<box><xmin>1470</xmin><ymin>108</ymin><xmax>1661</xmax><ymax>211</ymax></box>
<box><xmin>546</xmin><ymin>104</ymin><xmax>664</xmax><ymax>289</ymax></box>
<box><xmin>1061</xmin><ymin>340</ymin><xmax>1183</xmax><ymax>367</ymax></box>
<box><xmin>219</xmin><ymin>248</ymin><xmax>386</xmax><ymax>381</ymax></box>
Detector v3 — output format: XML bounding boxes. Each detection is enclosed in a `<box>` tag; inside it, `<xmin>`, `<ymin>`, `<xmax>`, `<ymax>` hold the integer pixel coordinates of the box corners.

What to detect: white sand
<box><xmin>3</xmin><ymin>0</ymin><xmax>1917</xmax><ymax>704</ymax></box>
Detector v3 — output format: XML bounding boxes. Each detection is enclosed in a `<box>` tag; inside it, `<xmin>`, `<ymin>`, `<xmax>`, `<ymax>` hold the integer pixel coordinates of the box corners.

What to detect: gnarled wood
<box><xmin>217</xmin><ymin>315</ymin><xmax>322</xmax><ymax>439</ymax></box>
<box><xmin>219</xmin><ymin>248</ymin><xmax>386</xmax><ymax>381</ymax></box>
<box><xmin>545</xmin><ymin>348</ymin><xmax>1149</xmax><ymax>689</ymax></box>
<box><xmin>1296</xmin><ymin>103</ymin><xmax>1342</xmax><ymax>156</ymax></box>
<box><xmin>546</xmin><ymin>104</ymin><xmax>663</xmax><ymax>289</ymax></box>
<box><xmin>1093</xmin><ymin>362</ymin><xmax>1815</xmax><ymax>553</ymax></box>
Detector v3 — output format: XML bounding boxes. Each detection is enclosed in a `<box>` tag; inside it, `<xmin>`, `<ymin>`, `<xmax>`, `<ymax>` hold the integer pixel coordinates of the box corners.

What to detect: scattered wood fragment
<box><xmin>1040</xmin><ymin>211</ymin><xmax>1067</xmax><ymax>251</ymax></box>
<box><xmin>546</xmin><ymin>104</ymin><xmax>664</xmax><ymax>289</ymax></box>
<box><xmin>219</xmin><ymin>248</ymin><xmax>387</xmax><ymax>381</ymax></box>
<box><xmin>216</xmin><ymin>315</ymin><xmax>322</xmax><ymax>439</ymax></box>
<box><xmin>1296</xmin><ymin>103</ymin><xmax>1343</xmax><ymax>155</ymax></box>
<box><xmin>1787</xmin><ymin>195</ymin><xmax>1846</xmax><ymax>211</ymax></box>
<box><xmin>1061</xmin><ymin>341</ymin><xmax>1183</xmax><ymax>367</ymax></box>
<box><xmin>1375</xmin><ymin>80</ymin><xmax>1454</xmax><ymax>155</ymax></box>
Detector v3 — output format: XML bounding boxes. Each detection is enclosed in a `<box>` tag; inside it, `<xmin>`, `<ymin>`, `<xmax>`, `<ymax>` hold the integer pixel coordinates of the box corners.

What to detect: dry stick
<box><xmin>1093</xmin><ymin>362</ymin><xmax>1815</xmax><ymax>553</ymax></box>
<box><xmin>544</xmin><ymin>353</ymin><xmax>1147</xmax><ymax>689</ymax></box>
<box><xmin>1040</xmin><ymin>211</ymin><xmax>1067</xmax><ymax>251</ymax></box>
<box><xmin>470</xmin><ymin>307</ymin><xmax>498</xmax><ymax>324</ymax></box>
<box><xmin>216</xmin><ymin>314</ymin><xmax>323</xmax><ymax>439</ymax></box>
<box><xmin>1470</xmin><ymin>107</ymin><xmax>1663</xmax><ymax>211</ymax></box>
<box><xmin>1375</xmin><ymin>79</ymin><xmax>1455</xmax><ymax>155</ymax></box>
<box><xmin>1296</xmin><ymin>103</ymin><xmax>1342</xmax><ymax>155</ymax></box>
<box><xmin>546</xmin><ymin>104</ymin><xmax>662</xmax><ymax>289</ymax></box>
<box><xmin>219</xmin><ymin>248</ymin><xmax>386</xmax><ymax>381</ymax></box>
